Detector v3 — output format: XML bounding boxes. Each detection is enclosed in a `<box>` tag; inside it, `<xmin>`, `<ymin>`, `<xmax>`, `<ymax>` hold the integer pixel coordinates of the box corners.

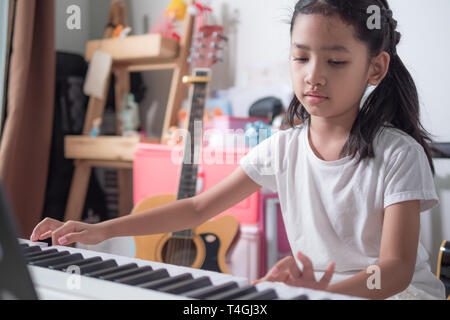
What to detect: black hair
<box><xmin>287</xmin><ymin>0</ymin><xmax>436</xmax><ymax>174</ymax></box>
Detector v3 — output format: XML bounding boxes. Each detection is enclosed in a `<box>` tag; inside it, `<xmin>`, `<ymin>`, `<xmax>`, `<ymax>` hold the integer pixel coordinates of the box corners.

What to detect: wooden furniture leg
<box><xmin>64</xmin><ymin>73</ymin><xmax>111</xmax><ymax>222</ymax></box>
<box><xmin>114</xmin><ymin>67</ymin><xmax>133</xmax><ymax>217</ymax></box>
<box><xmin>64</xmin><ymin>161</ymin><xmax>92</xmax><ymax>222</ymax></box>
<box><xmin>117</xmin><ymin>170</ymin><xmax>132</xmax><ymax>217</ymax></box>
<box><xmin>161</xmin><ymin>4</ymin><xmax>195</xmax><ymax>141</ymax></box>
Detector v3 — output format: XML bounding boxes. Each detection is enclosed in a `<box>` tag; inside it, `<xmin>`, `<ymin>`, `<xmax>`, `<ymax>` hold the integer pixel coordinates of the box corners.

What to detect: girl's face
<box><xmin>290</xmin><ymin>13</ymin><xmax>385</xmax><ymax>119</ymax></box>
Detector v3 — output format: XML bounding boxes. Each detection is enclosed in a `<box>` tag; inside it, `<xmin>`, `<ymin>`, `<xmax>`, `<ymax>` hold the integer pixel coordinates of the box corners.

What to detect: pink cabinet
<box><xmin>133</xmin><ymin>143</ymin><xmax>261</xmax><ymax>224</ymax></box>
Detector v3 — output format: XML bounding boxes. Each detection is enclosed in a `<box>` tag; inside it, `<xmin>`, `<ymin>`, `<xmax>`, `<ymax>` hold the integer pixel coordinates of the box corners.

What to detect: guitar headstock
<box><xmin>188</xmin><ymin>25</ymin><xmax>227</xmax><ymax>69</ymax></box>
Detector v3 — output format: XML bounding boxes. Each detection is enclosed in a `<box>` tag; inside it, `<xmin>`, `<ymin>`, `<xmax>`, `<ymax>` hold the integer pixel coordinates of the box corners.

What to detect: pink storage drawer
<box><xmin>133</xmin><ymin>143</ymin><xmax>261</xmax><ymax>224</ymax></box>
<box><xmin>258</xmin><ymin>193</ymin><xmax>291</xmax><ymax>276</ymax></box>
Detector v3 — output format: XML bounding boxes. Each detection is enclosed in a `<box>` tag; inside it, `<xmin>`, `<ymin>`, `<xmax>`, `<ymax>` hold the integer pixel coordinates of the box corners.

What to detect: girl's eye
<box><xmin>293</xmin><ymin>58</ymin><xmax>347</xmax><ymax>66</ymax></box>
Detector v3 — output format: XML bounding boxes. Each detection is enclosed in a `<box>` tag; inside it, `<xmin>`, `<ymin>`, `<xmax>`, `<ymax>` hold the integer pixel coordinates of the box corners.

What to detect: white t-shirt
<box><xmin>239</xmin><ymin>121</ymin><xmax>446</xmax><ymax>300</ymax></box>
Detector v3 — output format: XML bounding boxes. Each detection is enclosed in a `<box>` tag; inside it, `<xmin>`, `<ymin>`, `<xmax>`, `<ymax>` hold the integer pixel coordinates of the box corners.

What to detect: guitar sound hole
<box><xmin>161</xmin><ymin>238</ymin><xmax>197</xmax><ymax>267</ymax></box>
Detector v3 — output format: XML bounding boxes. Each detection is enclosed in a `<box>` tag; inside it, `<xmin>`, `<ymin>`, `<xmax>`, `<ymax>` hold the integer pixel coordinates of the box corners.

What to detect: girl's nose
<box><xmin>305</xmin><ymin>62</ymin><xmax>326</xmax><ymax>86</ymax></box>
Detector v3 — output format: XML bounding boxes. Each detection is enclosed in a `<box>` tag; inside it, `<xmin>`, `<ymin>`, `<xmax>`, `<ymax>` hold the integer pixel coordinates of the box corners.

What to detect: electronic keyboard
<box><xmin>19</xmin><ymin>239</ymin><xmax>362</xmax><ymax>300</ymax></box>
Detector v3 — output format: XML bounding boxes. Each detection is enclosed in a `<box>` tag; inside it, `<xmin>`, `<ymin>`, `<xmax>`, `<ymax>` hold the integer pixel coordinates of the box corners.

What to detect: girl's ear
<box><xmin>368</xmin><ymin>51</ymin><xmax>391</xmax><ymax>85</ymax></box>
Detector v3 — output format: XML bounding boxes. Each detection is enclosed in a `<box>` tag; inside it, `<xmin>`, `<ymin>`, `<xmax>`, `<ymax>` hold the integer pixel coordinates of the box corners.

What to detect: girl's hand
<box><xmin>253</xmin><ymin>251</ymin><xmax>335</xmax><ymax>291</ymax></box>
<box><xmin>30</xmin><ymin>217</ymin><xmax>107</xmax><ymax>246</ymax></box>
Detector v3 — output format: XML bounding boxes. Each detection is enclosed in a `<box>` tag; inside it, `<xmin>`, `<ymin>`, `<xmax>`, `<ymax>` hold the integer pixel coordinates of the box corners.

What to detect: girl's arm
<box><xmin>326</xmin><ymin>199</ymin><xmax>420</xmax><ymax>299</ymax></box>
<box><xmin>31</xmin><ymin>166</ymin><xmax>261</xmax><ymax>246</ymax></box>
<box><xmin>103</xmin><ymin>166</ymin><xmax>261</xmax><ymax>239</ymax></box>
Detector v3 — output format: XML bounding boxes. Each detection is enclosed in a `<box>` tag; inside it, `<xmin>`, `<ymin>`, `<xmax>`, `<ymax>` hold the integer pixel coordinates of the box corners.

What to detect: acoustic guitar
<box><xmin>131</xmin><ymin>25</ymin><xmax>239</xmax><ymax>274</ymax></box>
<box><xmin>436</xmin><ymin>240</ymin><xmax>450</xmax><ymax>299</ymax></box>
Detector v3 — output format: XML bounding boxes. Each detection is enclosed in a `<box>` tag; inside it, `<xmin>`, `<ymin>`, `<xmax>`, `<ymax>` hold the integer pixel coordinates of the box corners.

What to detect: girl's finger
<box><xmin>270</xmin><ymin>256</ymin><xmax>292</xmax><ymax>272</ymax></box>
<box><xmin>296</xmin><ymin>251</ymin><xmax>315</xmax><ymax>279</ymax></box>
<box><xmin>272</xmin><ymin>256</ymin><xmax>301</xmax><ymax>278</ymax></box>
<box><xmin>30</xmin><ymin>218</ymin><xmax>62</xmax><ymax>241</ymax></box>
<box><xmin>287</xmin><ymin>258</ymin><xmax>302</xmax><ymax>279</ymax></box>
<box><xmin>319</xmin><ymin>261</ymin><xmax>335</xmax><ymax>286</ymax></box>
<box><xmin>58</xmin><ymin>230</ymin><xmax>86</xmax><ymax>246</ymax></box>
<box><xmin>51</xmin><ymin>221</ymin><xmax>80</xmax><ymax>245</ymax></box>
<box><xmin>266</xmin><ymin>270</ymin><xmax>290</xmax><ymax>283</ymax></box>
<box><xmin>38</xmin><ymin>230</ymin><xmax>53</xmax><ymax>240</ymax></box>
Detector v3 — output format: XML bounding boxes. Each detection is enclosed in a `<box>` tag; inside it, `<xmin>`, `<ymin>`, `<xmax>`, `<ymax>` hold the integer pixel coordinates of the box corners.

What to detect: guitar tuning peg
<box><xmin>209</xmin><ymin>42</ymin><xmax>223</xmax><ymax>50</ymax></box>
<box><xmin>207</xmin><ymin>53</ymin><xmax>225</xmax><ymax>63</ymax></box>
<box><xmin>187</xmin><ymin>53</ymin><xmax>202</xmax><ymax>63</ymax></box>
<box><xmin>212</xmin><ymin>32</ymin><xmax>228</xmax><ymax>42</ymax></box>
<box><xmin>191</xmin><ymin>43</ymin><xmax>204</xmax><ymax>50</ymax></box>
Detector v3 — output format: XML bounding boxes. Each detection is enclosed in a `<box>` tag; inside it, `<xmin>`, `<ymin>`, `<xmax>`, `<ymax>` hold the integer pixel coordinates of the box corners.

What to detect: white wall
<box><xmin>390</xmin><ymin>0</ymin><xmax>450</xmax><ymax>143</ymax></box>
<box><xmin>207</xmin><ymin>0</ymin><xmax>296</xmax><ymax>88</ymax></box>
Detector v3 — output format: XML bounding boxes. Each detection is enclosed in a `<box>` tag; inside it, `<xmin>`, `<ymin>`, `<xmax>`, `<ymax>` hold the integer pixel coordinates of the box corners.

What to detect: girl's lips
<box><xmin>305</xmin><ymin>95</ymin><xmax>328</xmax><ymax>104</ymax></box>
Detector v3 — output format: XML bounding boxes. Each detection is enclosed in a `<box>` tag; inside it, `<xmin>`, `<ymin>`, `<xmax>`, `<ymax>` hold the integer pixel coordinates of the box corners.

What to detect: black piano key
<box><xmin>85</xmin><ymin>263</ymin><xmax>138</xmax><ymax>278</ymax></box>
<box><xmin>27</xmin><ymin>251</ymin><xmax>69</xmax><ymax>263</ymax></box>
<box><xmin>139</xmin><ymin>273</ymin><xmax>193</xmax><ymax>290</ymax></box>
<box><xmin>54</xmin><ymin>257</ymin><xmax>102</xmax><ymax>271</ymax></box>
<box><xmin>31</xmin><ymin>253</ymin><xmax>82</xmax><ymax>268</ymax></box>
<box><xmin>24</xmin><ymin>248</ymin><xmax>58</xmax><ymax>259</ymax></box>
<box><xmin>236</xmin><ymin>288</ymin><xmax>278</xmax><ymax>300</ymax></box>
<box><xmin>20</xmin><ymin>243</ymin><xmax>29</xmax><ymax>249</ymax></box>
<box><xmin>159</xmin><ymin>276</ymin><xmax>212</xmax><ymax>295</ymax></box>
<box><xmin>292</xmin><ymin>294</ymin><xmax>309</xmax><ymax>300</ymax></box>
<box><xmin>206</xmin><ymin>285</ymin><xmax>257</xmax><ymax>300</ymax></box>
<box><xmin>22</xmin><ymin>246</ymin><xmax>42</xmax><ymax>254</ymax></box>
<box><xmin>115</xmin><ymin>268</ymin><xmax>170</xmax><ymax>285</ymax></box>
<box><xmin>78</xmin><ymin>259</ymin><xmax>117</xmax><ymax>274</ymax></box>
<box><xmin>100</xmin><ymin>266</ymin><xmax>152</xmax><ymax>281</ymax></box>
<box><xmin>184</xmin><ymin>281</ymin><xmax>239</xmax><ymax>299</ymax></box>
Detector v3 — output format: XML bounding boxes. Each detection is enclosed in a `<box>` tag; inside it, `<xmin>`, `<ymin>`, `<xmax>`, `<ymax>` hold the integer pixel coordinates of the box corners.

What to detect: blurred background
<box><xmin>0</xmin><ymin>0</ymin><xmax>449</xmax><ymax>280</ymax></box>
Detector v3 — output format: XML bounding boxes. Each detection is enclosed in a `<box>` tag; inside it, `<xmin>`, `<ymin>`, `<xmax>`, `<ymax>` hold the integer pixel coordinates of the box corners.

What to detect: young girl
<box><xmin>30</xmin><ymin>0</ymin><xmax>446</xmax><ymax>300</ymax></box>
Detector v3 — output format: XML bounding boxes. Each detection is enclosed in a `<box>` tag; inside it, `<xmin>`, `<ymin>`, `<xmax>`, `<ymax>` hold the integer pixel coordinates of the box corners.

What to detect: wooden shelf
<box><xmin>85</xmin><ymin>34</ymin><xmax>179</xmax><ymax>65</ymax></box>
<box><xmin>65</xmin><ymin>135</ymin><xmax>140</xmax><ymax>162</ymax></box>
<box><xmin>63</xmin><ymin>0</ymin><xmax>195</xmax><ymax>222</ymax></box>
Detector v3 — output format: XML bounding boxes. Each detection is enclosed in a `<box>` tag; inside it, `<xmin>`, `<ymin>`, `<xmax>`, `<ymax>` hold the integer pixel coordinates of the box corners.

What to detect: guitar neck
<box><xmin>171</xmin><ymin>24</ymin><xmax>224</xmax><ymax>239</ymax></box>
<box><xmin>173</xmin><ymin>68</ymin><xmax>211</xmax><ymax>238</ymax></box>
<box><xmin>176</xmin><ymin>68</ymin><xmax>211</xmax><ymax>201</ymax></box>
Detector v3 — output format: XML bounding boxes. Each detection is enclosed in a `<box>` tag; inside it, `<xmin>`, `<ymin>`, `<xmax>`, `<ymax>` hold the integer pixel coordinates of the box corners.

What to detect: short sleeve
<box><xmin>384</xmin><ymin>146</ymin><xmax>439</xmax><ymax>212</ymax></box>
<box><xmin>239</xmin><ymin>132</ymin><xmax>281</xmax><ymax>193</ymax></box>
